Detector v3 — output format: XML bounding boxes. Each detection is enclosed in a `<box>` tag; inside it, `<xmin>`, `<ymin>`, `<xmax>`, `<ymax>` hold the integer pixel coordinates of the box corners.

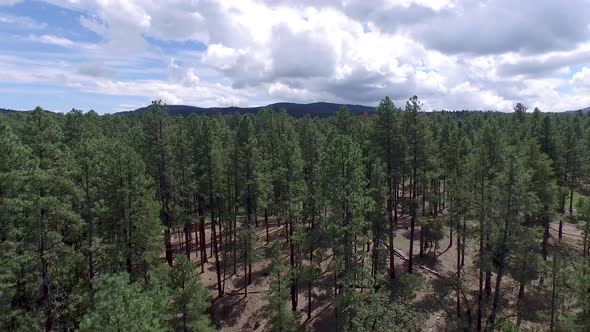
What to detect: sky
<box><xmin>1</xmin><ymin>0</ymin><xmax>590</xmax><ymax>114</ymax></box>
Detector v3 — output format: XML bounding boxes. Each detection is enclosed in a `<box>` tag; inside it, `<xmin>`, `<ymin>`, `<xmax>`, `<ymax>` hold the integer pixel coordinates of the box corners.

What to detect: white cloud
<box><xmin>0</xmin><ymin>0</ymin><xmax>22</xmax><ymax>6</ymax></box>
<box><xmin>0</xmin><ymin>13</ymin><xmax>47</xmax><ymax>29</ymax></box>
<box><xmin>572</xmin><ymin>67</ymin><xmax>590</xmax><ymax>91</ymax></box>
<box><xmin>28</xmin><ymin>34</ymin><xmax>74</xmax><ymax>47</ymax></box>
<box><xmin>4</xmin><ymin>0</ymin><xmax>590</xmax><ymax>112</ymax></box>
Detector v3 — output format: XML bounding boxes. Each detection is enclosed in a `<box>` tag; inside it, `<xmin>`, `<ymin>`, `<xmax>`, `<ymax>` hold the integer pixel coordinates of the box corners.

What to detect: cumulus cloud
<box><xmin>4</xmin><ymin>0</ymin><xmax>590</xmax><ymax>112</ymax></box>
<box><xmin>413</xmin><ymin>0</ymin><xmax>590</xmax><ymax>55</ymax></box>
<box><xmin>572</xmin><ymin>67</ymin><xmax>590</xmax><ymax>91</ymax></box>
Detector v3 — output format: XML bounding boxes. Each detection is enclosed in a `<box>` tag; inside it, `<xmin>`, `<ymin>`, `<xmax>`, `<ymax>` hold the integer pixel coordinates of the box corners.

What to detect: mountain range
<box><xmin>124</xmin><ymin>102</ymin><xmax>376</xmax><ymax>117</ymax></box>
<box><xmin>2</xmin><ymin>103</ymin><xmax>590</xmax><ymax>116</ymax></box>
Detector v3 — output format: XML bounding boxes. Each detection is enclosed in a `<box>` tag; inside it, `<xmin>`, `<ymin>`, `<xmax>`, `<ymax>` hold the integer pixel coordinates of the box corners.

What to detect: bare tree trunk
<box><xmin>210</xmin><ymin>193</ymin><xmax>223</xmax><ymax>297</ymax></box>
<box><xmin>484</xmin><ymin>234</ymin><xmax>492</xmax><ymax>297</ymax></box>
<box><xmin>461</xmin><ymin>220</ymin><xmax>466</xmax><ymax>267</ymax></box>
<box><xmin>165</xmin><ymin>227</ymin><xmax>173</xmax><ymax>266</ymax></box>
<box><xmin>559</xmin><ymin>194</ymin><xmax>566</xmax><ymax>239</ymax></box>
<box><xmin>265</xmin><ymin>208</ymin><xmax>269</xmax><ymax>244</ymax></box>
<box><xmin>569</xmin><ymin>189</ymin><xmax>574</xmax><ymax>216</ymax></box>
<box><xmin>388</xmin><ymin>177</ymin><xmax>396</xmax><ymax>279</ymax></box>
<box><xmin>409</xmin><ymin>159</ymin><xmax>417</xmax><ymax>274</ymax></box>
<box><xmin>542</xmin><ymin>215</ymin><xmax>550</xmax><ymax>260</ymax></box>
<box><xmin>290</xmin><ymin>219</ymin><xmax>297</xmax><ymax>312</ymax></box>
<box><xmin>456</xmin><ymin>215</ymin><xmax>461</xmax><ymax>318</ymax></box>
<box><xmin>584</xmin><ymin>218</ymin><xmax>589</xmax><ymax>257</ymax></box>
<box><xmin>516</xmin><ymin>281</ymin><xmax>526</xmax><ymax>327</ymax></box>
<box><xmin>307</xmin><ymin>208</ymin><xmax>316</xmax><ymax>320</ymax></box>
<box><xmin>233</xmin><ymin>205</ymin><xmax>237</xmax><ymax>275</ymax></box>
<box><xmin>550</xmin><ymin>252</ymin><xmax>559</xmax><ymax>331</ymax></box>
<box><xmin>477</xmin><ymin>177</ymin><xmax>485</xmax><ymax>332</ymax></box>
<box><xmin>184</xmin><ymin>224</ymin><xmax>191</xmax><ymax>260</ymax></box>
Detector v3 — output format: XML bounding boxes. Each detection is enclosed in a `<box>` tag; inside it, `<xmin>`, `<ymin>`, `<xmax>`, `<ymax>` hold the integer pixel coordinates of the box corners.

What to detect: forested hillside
<box><xmin>0</xmin><ymin>97</ymin><xmax>589</xmax><ymax>331</ymax></box>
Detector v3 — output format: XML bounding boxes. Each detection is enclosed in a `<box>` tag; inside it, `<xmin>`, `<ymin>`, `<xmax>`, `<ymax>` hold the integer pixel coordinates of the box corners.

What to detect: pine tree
<box><xmin>370</xmin><ymin>96</ymin><xmax>403</xmax><ymax>279</ymax></box>
<box><xmin>321</xmin><ymin>133</ymin><xmax>371</xmax><ymax>330</ymax></box>
<box><xmin>267</xmin><ymin>241</ymin><xmax>297</xmax><ymax>332</ymax></box>
<box><xmin>255</xmin><ymin>107</ymin><xmax>278</xmax><ymax>241</ymax></box>
<box><xmin>403</xmin><ymin>96</ymin><xmax>430</xmax><ymax>273</ymax></box>
<box><xmin>79</xmin><ymin>273</ymin><xmax>168</xmax><ymax>332</ymax></box>
<box><xmin>469</xmin><ymin>120</ymin><xmax>503</xmax><ymax>330</ymax></box>
<box><xmin>0</xmin><ymin>119</ymin><xmax>37</xmax><ymax>329</ymax></box>
<box><xmin>236</xmin><ymin>115</ymin><xmax>260</xmax><ymax>295</ymax></box>
<box><xmin>485</xmin><ymin>149</ymin><xmax>537</xmax><ymax>331</ymax></box>
<box><xmin>24</xmin><ymin>107</ymin><xmax>84</xmax><ymax>331</ymax></box>
<box><xmin>142</xmin><ymin>100</ymin><xmax>175</xmax><ymax>266</ymax></box>
<box><xmin>274</xmin><ymin>112</ymin><xmax>305</xmax><ymax>312</ymax></box>
<box><xmin>170</xmin><ymin>117</ymin><xmax>194</xmax><ymax>261</ymax></box>
<box><xmin>366</xmin><ymin>159</ymin><xmax>388</xmax><ymax>280</ymax></box>
<box><xmin>201</xmin><ymin>118</ymin><xmax>226</xmax><ymax>297</ymax></box>
<box><xmin>297</xmin><ymin>115</ymin><xmax>325</xmax><ymax>318</ymax></box>
<box><xmin>97</xmin><ymin>140</ymin><xmax>162</xmax><ymax>279</ymax></box>
<box><xmin>169</xmin><ymin>257</ymin><xmax>213</xmax><ymax>332</ymax></box>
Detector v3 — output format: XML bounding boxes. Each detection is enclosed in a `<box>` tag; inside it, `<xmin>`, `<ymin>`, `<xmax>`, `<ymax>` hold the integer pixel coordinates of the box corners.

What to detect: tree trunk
<box><xmin>244</xmin><ymin>242</ymin><xmax>248</xmax><ymax>297</ymax></box>
<box><xmin>247</xmin><ymin>189</ymin><xmax>253</xmax><ymax>286</ymax></box>
<box><xmin>559</xmin><ymin>194</ymin><xmax>566</xmax><ymax>239</ymax></box>
<box><xmin>550</xmin><ymin>252</ymin><xmax>559</xmax><ymax>331</ymax></box>
<box><xmin>210</xmin><ymin>194</ymin><xmax>223</xmax><ymax>297</ymax></box>
<box><xmin>486</xmin><ymin>168</ymin><xmax>514</xmax><ymax>332</ymax></box>
<box><xmin>449</xmin><ymin>229</ymin><xmax>453</xmax><ymax>248</ymax></box>
<box><xmin>484</xmin><ymin>234</ymin><xmax>492</xmax><ymax>297</ymax></box>
<box><xmin>184</xmin><ymin>224</ymin><xmax>191</xmax><ymax>260</ymax></box>
<box><xmin>290</xmin><ymin>219</ymin><xmax>297</xmax><ymax>312</ymax></box>
<box><xmin>408</xmin><ymin>160</ymin><xmax>417</xmax><ymax>273</ymax></box>
<box><xmin>265</xmin><ymin>209</ymin><xmax>269</xmax><ymax>244</ymax></box>
<box><xmin>584</xmin><ymin>218</ymin><xmax>589</xmax><ymax>257</ymax></box>
<box><xmin>456</xmin><ymin>215</ymin><xmax>461</xmax><ymax>318</ymax></box>
<box><xmin>233</xmin><ymin>205</ymin><xmax>238</xmax><ymax>275</ymax></box>
<box><xmin>401</xmin><ymin>175</ymin><xmax>405</xmax><ymax>217</ymax></box>
<box><xmin>477</xmin><ymin>177</ymin><xmax>485</xmax><ymax>332</ymax></box>
<box><xmin>308</xmin><ymin>210</ymin><xmax>315</xmax><ymax>319</ymax></box>
<box><xmin>442</xmin><ymin>177</ymin><xmax>446</xmax><ymax>210</ymax></box>
<box><xmin>516</xmin><ymin>281</ymin><xmax>526</xmax><ymax>327</ymax></box>
<box><xmin>165</xmin><ymin>227</ymin><xmax>173</xmax><ymax>266</ymax></box>
<box><xmin>569</xmin><ymin>189</ymin><xmax>574</xmax><ymax>216</ymax></box>
<box><xmin>542</xmin><ymin>215</ymin><xmax>550</xmax><ymax>260</ymax></box>
<box><xmin>461</xmin><ymin>220</ymin><xmax>466</xmax><ymax>267</ymax></box>
<box><xmin>388</xmin><ymin>177</ymin><xmax>396</xmax><ymax>279</ymax></box>
<box><xmin>199</xmin><ymin>215</ymin><xmax>207</xmax><ymax>273</ymax></box>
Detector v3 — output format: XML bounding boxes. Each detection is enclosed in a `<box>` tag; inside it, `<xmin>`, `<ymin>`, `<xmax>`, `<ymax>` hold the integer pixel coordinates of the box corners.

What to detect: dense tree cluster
<box><xmin>0</xmin><ymin>98</ymin><xmax>589</xmax><ymax>331</ymax></box>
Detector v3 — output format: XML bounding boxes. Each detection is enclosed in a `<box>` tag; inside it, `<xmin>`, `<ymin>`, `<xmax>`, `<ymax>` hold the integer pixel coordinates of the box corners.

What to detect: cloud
<box><xmin>78</xmin><ymin>62</ymin><xmax>111</xmax><ymax>77</ymax></box>
<box><xmin>0</xmin><ymin>14</ymin><xmax>47</xmax><ymax>29</ymax></box>
<box><xmin>270</xmin><ymin>23</ymin><xmax>337</xmax><ymax>79</ymax></box>
<box><xmin>0</xmin><ymin>0</ymin><xmax>22</xmax><ymax>6</ymax></box>
<box><xmin>572</xmin><ymin>67</ymin><xmax>590</xmax><ymax>91</ymax></box>
<box><xmin>3</xmin><ymin>0</ymin><xmax>590</xmax><ymax>113</ymax></box>
<box><xmin>497</xmin><ymin>45</ymin><xmax>590</xmax><ymax>77</ymax></box>
<box><xmin>413</xmin><ymin>0</ymin><xmax>590</xmax><ymax>55</ymax></box>
<box><xmin>28</xmin><ymin>34</ymin><xmax>74</xmax><ymax>47</ymax></box>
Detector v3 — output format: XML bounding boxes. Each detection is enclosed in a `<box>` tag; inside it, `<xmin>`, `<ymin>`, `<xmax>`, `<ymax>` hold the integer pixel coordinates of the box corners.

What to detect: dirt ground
<box><xmin>168</xmin><ymin>211</ymin><xmax>586</xmax><ymax>332</ymax></box>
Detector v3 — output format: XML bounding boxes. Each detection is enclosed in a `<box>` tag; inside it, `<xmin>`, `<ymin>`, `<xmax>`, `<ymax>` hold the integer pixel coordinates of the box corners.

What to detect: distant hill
<box><xmin>123</xmin><ymin>102</ymin><xmax>376</xmax><ymax>117</ymax></box>
<box><xmin>565</xmin><ymin>106</ymin><xmax>590</xmax><ymax>114</ymax></box>
<box><xmin>0</xmin><ymin>108</ymin><xmax>22</xmax><ymax>114</ymax></box>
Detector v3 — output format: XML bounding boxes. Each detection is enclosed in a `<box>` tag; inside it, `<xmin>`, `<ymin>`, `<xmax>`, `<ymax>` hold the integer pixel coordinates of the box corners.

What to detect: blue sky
<box><xmin>1</xmin><ymin>0</ymin><xmax>590</xmax><ymax>113</ymax></box>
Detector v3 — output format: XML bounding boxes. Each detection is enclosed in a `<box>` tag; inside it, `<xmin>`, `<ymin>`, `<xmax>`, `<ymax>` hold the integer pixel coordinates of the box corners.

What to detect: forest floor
<box><xmin>168</xmin><ymin>211</ymin><xmax>586</xmax><ymax>332</ymax></box>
